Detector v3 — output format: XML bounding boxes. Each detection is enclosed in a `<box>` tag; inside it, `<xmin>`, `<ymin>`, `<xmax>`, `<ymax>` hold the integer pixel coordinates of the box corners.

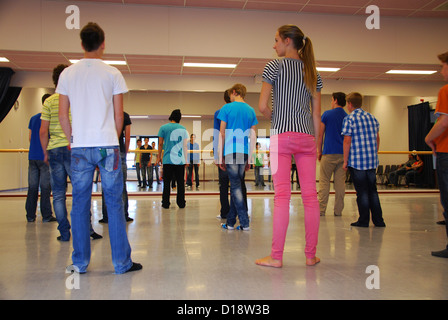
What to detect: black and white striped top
<box><xmin>262</xmin><ymin>58</ymin><xmax>323</xmax><ymax>136</ymax></box>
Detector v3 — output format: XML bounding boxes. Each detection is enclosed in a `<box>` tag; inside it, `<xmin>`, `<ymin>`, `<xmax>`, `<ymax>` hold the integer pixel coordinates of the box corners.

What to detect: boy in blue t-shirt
<box><xmin>217</xmin><ymin>84</ymin><xmax>258</xmax><ymax>231</ymax></box>
<box><xmin>26</xmin><ymin>107</ymin><xmax>55</xmax><ymax>222</ymax></box>
<box><xmin>317</xmin><ymin>92</ymin><xmax>348</xmax><ymax>217</ymax></box>
<box><xmin>157</xmin><ymin>109</ymin><xmax>189</xmax><ymax>209</ymax></box>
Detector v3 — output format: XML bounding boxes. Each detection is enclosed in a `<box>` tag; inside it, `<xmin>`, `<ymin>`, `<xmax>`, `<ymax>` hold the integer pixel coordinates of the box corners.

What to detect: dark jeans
<box><xmin>388</xmin><ymin>166</ymin><xmax>407</xmax><ymax>186</ymax></box>
<box><xmin>218</xmin><ymin>165</ymin><xmax>248</xmax><ymax>219</ymax></box>
<box><xmin>162</xmin><ymin>164</ymin><xmax>185</xmax><ymax>208</ymax></box>
<box><xmin>135</xmin><ymin>162</ymin><xmax>142</xmax><ymax>186</ymax></box>
<box><xmin>225</xmin><ymin>153</ymin><xmax>249</xmax><ymax>228</ymax></box>
<box><xmin>436</xmin><ymin>153</ymin><xmax>448</xmax><ymax>240</ymax></box>
<box><xmin>349</xmin><ymin>167</ymin><xmax>385</xmax><ymax>227</ymax></box>
<box><xmin>25</xmin><ymin>160</ymin><xmax>53</xmax><ymax>221</ymax></box>
<box><xmin>141</xmin><ymin>160</ymin><xmax>151</xmax><ymax>186</ymax></box>
<box><xmin>48</xmin><ymin>146</ymin><xmax>72</xmax><ymax>240</ymax></box>
<box><xmin>186</xmin><ymin>163</ymin><xmax>199</xmax><ymax>187</ymax></box>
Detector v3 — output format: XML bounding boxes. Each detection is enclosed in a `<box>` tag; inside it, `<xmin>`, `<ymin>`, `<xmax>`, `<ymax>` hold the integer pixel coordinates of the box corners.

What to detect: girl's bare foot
<box><xmin>255</xmin><ymin>256</ymin><xmax>283</xmax><ymax>268</ymax></box>
<box><xmin>306</xmin><ymin>257</ymin><xmax>320</xmax><ymax>266</ymax></box>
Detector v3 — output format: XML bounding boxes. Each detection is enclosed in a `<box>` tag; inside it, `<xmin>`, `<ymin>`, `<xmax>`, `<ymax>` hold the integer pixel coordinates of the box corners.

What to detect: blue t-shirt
<box><xmin>28</xmin><ymin>113</ymin><xmax>44</xmax><ymax>161</ymax></box>
<box><xmin>321</xmin><ymin>107</ymin><xmax>347</xmax><ymax>155</ymax></box>
<box><xmin>158</xmin><ymin>122</ymin><xmax>189</xmax><ymax>165</ymax></box>
<box><xmin>217</xmin><ymin>101</ymin><xmax>258</xmax><ymax>156</ymax></box>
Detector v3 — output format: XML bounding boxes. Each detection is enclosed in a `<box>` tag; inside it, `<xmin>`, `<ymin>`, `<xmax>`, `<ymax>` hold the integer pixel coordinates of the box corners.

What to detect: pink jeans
<box><xmin>269</xmin><ymin>132</ymin><xmax>320</xmax><ymax>260</ymax></box>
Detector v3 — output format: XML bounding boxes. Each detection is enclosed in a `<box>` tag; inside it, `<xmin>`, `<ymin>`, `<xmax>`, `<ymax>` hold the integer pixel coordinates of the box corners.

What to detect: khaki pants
<box><xmin>318</xmin><ymin>154</ymin><xmax>345</xmax><ymax>216</ymax></box>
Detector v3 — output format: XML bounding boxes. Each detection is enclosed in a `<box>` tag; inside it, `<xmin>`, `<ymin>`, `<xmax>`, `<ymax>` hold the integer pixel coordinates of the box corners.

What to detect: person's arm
<box><xmin>247</xmin><ymin>125</ymin><xmax>257</xmax><ymax>170</ymax></box>
<box><xmin>258</xmin><ymin>82</ymin><xmax>272</xmax><ymax>120</ymax></box>
<box><xmin>39</xmin><ymin>120</ymin><xmax>50</xmax><ymax>164</ymax></box>
<box><xmin>312</xmin><ymin>91</ymin><xmax>322</xmax><ymax>142</ymax></box>
<box><xmin>184</xmin><ymin>138</ymin><xmax>189</xmax><ymax>165</ymax></box>
<box><xmin>343</xmin><ymin>135</ymin><xmax>351</xmax><ymax>171</ymax></box>
<box><xmin>58</xmin><ymin>94</ymin><xmax>72</xmax><ymax>147</ymax></box>
<box><xmin>156</xmin><ymin>137</ymin><xmax>164</xmax><ymax>165</ymax></box>
<box><xmin>124</xmin><ymin>125</ymin><xmax>131</xmax><ymax>154</ymax></box>
<box><xmin>317</xmin><ymin>121</ymin><xmax>325</xmax><ymax>161</ymax></box>
<box><xmin>113</xmin><ymin>94</ymin><xmax>124</xmax><ymax>138</ymax></box>
<box><xmin>218</xmin><ymin>121</ymin><xmax>227</xmax><ymax>170</ymax></box>
<box><xmin>425</xmin><ymin>114</ymin><xmax>448</xmax><ymax>154</ymax></box>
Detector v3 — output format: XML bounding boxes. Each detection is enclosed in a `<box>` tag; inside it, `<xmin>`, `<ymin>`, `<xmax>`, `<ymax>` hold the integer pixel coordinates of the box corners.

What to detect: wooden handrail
<box><xmin>0</xmin><ymin>149</ymin><xmax>434</xmax><ymax>155</ymax></box>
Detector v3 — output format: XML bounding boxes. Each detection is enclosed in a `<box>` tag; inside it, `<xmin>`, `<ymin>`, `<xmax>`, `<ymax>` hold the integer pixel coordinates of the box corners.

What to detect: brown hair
<box><xmin>52</xmin><ymin>64</ymin><xmax>68</xmax><ymax>87</ymax></box>
<box><xmin>346</xmin><ymin>92</ymin><xmax>363</xmax><ymax>109</ymax></box>
<box><xmin>278</xmin><ymin>24</ymin><xmax>317</xmax><ymax>95</ymax></box>
<box><xmin>229</xmin><ymin>83</ymin><xmax>247</xmax><ymax>98</ymax></box>
<box><xmin>438</xmin><ymin>52</ymin><xmax>448</xmax><ymax>64</ymax></box>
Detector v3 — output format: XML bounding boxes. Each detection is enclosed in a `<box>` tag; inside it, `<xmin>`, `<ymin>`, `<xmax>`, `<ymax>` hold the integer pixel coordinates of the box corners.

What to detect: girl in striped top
<box><xmin>255</xmin><ymin>25</ymin><xmax>322</xmax><ymax>268</ymax></box>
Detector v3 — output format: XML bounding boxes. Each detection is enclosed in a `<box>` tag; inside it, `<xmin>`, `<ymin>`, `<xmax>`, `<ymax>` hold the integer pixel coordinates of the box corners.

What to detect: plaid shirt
<box><xmin>342</xmin><ymin>108</ymin><xmax>379</xmax><ymax>170</ymax></box>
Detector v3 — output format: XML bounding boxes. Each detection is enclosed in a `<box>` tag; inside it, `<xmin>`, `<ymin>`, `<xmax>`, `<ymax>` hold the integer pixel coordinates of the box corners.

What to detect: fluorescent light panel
<box><xmin>317</xmin><ymin>67</ymin><xmax>340</xmax><ymax>72</ymax></box>
<box><xmin>69</xmin><ymin>59</ymin><xmax>127</xmax><ymax>65</ymax></box>
<box><xmin>386</xmin><ymin>70</ymin><xmax>437</xmax><ymax>75</ymax></box>
<box><xmin>183</xmin><ymin>115</ymin><xmax>201</xmax><ymax>118</ymax></box>
<box><xmin>183</xmin><ymin>62</ymin><xmax>236</xmax><ymax>69</ymax></box>
<box><xmin>0</xmin><ymin>57</ymin><xmax>10</xmax><ymax>62</ymax></box>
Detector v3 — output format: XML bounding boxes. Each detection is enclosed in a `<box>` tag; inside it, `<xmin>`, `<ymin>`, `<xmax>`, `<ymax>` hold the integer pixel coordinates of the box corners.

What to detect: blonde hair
<box><xmin>277</xmin><ymin>25</ymin><xmax>317</xmax><ymax>95</ymax></box>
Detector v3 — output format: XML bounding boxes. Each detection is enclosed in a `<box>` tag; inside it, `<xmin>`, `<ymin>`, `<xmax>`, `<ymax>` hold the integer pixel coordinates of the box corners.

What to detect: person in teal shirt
<box><xmin>157</xmin><ymin>109</ymin><xmax>189</xmax><ymax>209</ymax></box>
<box><xmin>218</xmin><ymin>84</ymin><xmax>258</xmax><ymax>230</ymax></box>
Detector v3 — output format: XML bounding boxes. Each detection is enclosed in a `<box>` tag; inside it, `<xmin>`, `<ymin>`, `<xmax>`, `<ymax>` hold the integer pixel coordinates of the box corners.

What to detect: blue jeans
<box><xmin>71</xmin><ymin>147</ymin><xmax>133</xmax><ymax>274</ymax></box>
<box><xmin>225</xmin><ymin>153</ymin><xmax>249</xmax><ymax>228</ymax></box>
<box><xmin>436</xmin><ymin>153</ymin><xmax>448</xmax><ymax>240</ymax></box>
<box><xmin>48</xmin><ymin>147</ymin><xmax>71</xmax><ymax>240</ymax></box>
<box><xmin>25</xmin><ymin>160</ymin><xmax>53</xmax><ymax>221</ymax></box>
<box><xmin>349</xmin><ymin>167</ymin><xmax>385</xmax><ymax>226</ymax></box>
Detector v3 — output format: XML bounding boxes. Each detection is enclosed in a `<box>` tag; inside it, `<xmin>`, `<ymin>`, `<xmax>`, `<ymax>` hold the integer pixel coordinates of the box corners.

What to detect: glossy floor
<box><xmin>0</xmin><ymin>181</ymin><xmax>447</xmax><ymax>300</ymax></box>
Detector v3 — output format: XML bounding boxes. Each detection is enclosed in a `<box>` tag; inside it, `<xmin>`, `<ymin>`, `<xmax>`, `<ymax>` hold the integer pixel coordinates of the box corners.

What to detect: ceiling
<box><xmin>0</xmin><ymin>0</ymin><xmax>446</xmax><ymax>83</ymax></box>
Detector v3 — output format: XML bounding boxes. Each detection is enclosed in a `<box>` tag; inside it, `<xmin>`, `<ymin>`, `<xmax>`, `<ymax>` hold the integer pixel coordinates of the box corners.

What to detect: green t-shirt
<box><xmin>40</xmin><ymin>93</ymin><xmax>71</xmax><ymax>150</ymax></box>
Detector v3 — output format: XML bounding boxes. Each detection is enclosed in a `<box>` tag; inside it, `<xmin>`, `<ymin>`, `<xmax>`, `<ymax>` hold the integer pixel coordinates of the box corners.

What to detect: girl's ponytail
<box><xmin>278</xmin><ymin>25</ymin><xmax>318</xmax><ymax>95</ymax></box>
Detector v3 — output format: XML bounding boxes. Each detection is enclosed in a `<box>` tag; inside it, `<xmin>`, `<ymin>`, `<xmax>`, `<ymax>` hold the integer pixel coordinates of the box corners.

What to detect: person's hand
<box><xmin>343</xmin><ymin>161</ymin><xmax>348</xmax><ymax>171</ymax></box>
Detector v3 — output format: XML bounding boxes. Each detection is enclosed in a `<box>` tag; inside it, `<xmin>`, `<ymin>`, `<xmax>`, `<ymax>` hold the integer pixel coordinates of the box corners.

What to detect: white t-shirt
<box><xmin>56</xmin><ymin>59</ymin><xmax>128</xmax><ymax>148</ymax></box>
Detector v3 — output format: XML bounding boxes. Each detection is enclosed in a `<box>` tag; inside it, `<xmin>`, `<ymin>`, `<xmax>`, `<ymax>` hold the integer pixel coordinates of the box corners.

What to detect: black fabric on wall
<box><xmin>0</xmin><ymin>67</ymin><xmax>22</xmax><ymax>124</ymax></box>
<box><xmin>407</xmin><ymin>102</ymin><xmax>435</xmax><ymax>188</ymax></box>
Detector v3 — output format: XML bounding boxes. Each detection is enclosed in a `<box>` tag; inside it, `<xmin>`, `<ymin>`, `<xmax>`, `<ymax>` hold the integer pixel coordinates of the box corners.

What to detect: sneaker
<box><xmin>236</xmin><ymin>225</ymin><xmax>250</xmax><ymax>231</ymax></box>
<box><xmin>221</xmin><ymin>223</ymin><xmax>234</xmax><ymax>230</ymax></box>
<box><xmin>43</xmin><ymin>216</ymin><xmax>57</xmax><ymax>222</ymax></box>
<box><xmin>431</xmin><ymin>248</ymin><xmax>448</xmax><ymax>258</ymax></box>
<box><xmin>90</xmin><ymin>232</ymin><xmax>103</xmax><ymax>240</ymax></box>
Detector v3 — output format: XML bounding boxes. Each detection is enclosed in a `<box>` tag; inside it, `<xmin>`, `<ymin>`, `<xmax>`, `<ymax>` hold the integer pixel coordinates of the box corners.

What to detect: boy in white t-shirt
<box><xmin>58</xmin><ymin>22</ymin><xmax>141</xmax><ymax>274</ymax></box>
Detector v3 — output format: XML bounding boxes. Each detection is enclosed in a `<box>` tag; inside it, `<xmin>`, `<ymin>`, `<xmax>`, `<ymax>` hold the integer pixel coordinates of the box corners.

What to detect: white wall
<box><xmin>0</xmin><ymin>87</ymin><xmax>436</xmax><ymax>190</ymax></box>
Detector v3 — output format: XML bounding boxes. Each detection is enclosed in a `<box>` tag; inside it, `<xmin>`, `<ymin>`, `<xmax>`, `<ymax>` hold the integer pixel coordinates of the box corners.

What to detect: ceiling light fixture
<box><xmin>69</xmin><ymin>59</ymin><xmax>127</xmax><ymax>65</ymax></box>
<box><xmin>386</xmin><ymin>70</ymin><xmax>437</xmax><ymax>75</ymax></box>
<box><xmin>183</xmin><ymin>62</ymin><xmax>237</xmax><ymax>69</ymax></box>
<box><xmin>182</xmin><ymin>115</ymin><xmax>202</xmax><ymax>118</ymax></box>
<box><xmin>0</xmin><ymin>57</ymin><xmax>10</xmax><ymax>62</ymax></box>
<box><xmin>316</xmin><ymin>67</ymin><xmax>340</xmax><ymax>72</ymax></box>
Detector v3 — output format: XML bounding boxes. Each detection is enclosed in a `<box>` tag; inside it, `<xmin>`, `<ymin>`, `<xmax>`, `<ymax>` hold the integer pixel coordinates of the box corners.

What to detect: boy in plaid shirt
<box><xmin>342</xmin><ymin>92</ymin><xmax>386</xmax><ymax>227</ymax></box>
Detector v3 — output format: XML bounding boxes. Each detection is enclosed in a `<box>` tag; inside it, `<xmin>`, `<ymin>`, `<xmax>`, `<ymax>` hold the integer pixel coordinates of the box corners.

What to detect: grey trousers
<box><xmin>318</xmin><ymin>154</ymin><xmax>346</xmax><ymax>216</ymax></box>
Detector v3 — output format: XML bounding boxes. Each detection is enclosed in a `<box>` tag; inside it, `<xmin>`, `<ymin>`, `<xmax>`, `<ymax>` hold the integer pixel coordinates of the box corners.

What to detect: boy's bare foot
<box><xmin>255</xmin><ymin>256</ymin><xmax>283</xmax><ymax>268</ymax></box>
<box><xmin>306</xmin><ymin>257</ymin><xmax>320</xmax><ymax>266</ymax></box>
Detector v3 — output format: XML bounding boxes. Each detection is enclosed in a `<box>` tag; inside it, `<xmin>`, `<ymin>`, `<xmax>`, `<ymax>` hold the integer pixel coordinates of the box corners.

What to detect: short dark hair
<box><xmin>80</xmin><ymin>22</ymin><xmax>105</xmax><ymax>52</ymax></box>
<box><xmin>169</xmin><ymin>109</ymin><xmax>182</xmax><ymax>123</ymax></box>
<box><xmin>438</xmin><ymin>52</ymin><xmax>448</xmax><ymax>64</ymax></box>
<box><xmin>41</xmin><ymin>93</ymin><xmax>52</xmax><ymax>105</ymax></box>
<box><xmin>52</xmin><ymin>64</ymin><xmax>68</xmax><ymax>87</ymax></box>
<box><xmin>224</xmin><ymin>90</ymin><xmax>231</xmax><ymax>103</ymax></box>
<box><xmin>332</xmin><ymin>92</ymin><xmax>346</xmax><ymax>107</ymax></box>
